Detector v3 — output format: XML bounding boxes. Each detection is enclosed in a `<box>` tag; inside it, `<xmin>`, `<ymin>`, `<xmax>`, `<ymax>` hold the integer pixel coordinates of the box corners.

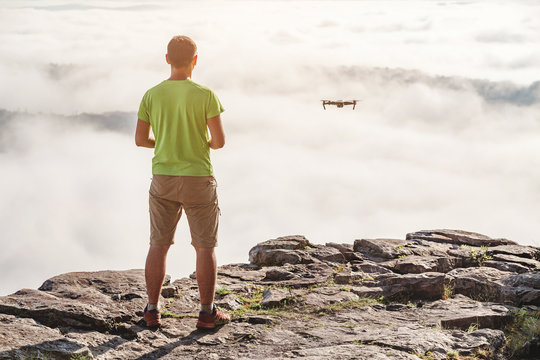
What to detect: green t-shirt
<box><xmin>137</xmin><ymin>79</ymin><xmax>224</xmax><ymax>176</ymax></box>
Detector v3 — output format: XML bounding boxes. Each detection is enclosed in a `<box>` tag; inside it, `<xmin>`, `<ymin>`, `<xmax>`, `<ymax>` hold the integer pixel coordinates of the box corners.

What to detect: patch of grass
<box><xmin>216</xmin><ymin>286</ymin><xmax>232</xmax><ymax>296</ymax></box>
<box><xmin>466</xmin><ymin>322</ymin><xmax>479</xmax><ymax>332</ymax></box>
<box><xmin>446</xmin><ymin>351</ymin><xmax>459</xmax><ymax>359</ymax></box>
<box><xmin>70</xmin><ymin>354</ymin><xmax>92</xmax><ymax>360</ymax></box>
<box><xmin>442</xmin><ymin>282</ymin><xmax>454</xmax><ymax>300</ymax></box>
<box><xmin>406</xmin><ymin>301</ymin><xmax>416</xmax><ymax>308</ymax></box>
<box><xmin>460</xmin><ymin>245</ymin><xmax>493</xmax><ymax>266</ymax></box>
<box><xmin>502</xmin><ymin>307</ymin><xmax>540</xmax><ymax>358</ymax></box>
<box><xmin>103</xmin><ymin>320</ymin><xmax>124</xmax><ymax>332</ymax></box>
<box><xmin>21</xmin><ymin>350</ymin><xmax>50</xmax><ymax>360</ymax></box>
<box><xmin>349</xmin><ymin>275</ymin><xmax>374</xmax><ymax>285</ymax></box>
<box><xmin>315</xmin><ymin>297</ymin><xmax>381</xmax><ymax>314</ymax></box>
<box><xmin>161</xmin><ymin>309</ymin><xmax>197</xmax><ymax>319</ymax></box>
<box><xmin>416</xmin><ymin>351</ymin><xmax>435</xmax><ymax>360</ymax></box>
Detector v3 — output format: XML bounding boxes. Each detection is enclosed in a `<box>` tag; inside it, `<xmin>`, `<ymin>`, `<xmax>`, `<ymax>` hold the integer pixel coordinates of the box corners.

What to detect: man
<box><xmin>135</xmin><ymin>35</ymin><xmax>230</xmax><ymax>330</ymax></box>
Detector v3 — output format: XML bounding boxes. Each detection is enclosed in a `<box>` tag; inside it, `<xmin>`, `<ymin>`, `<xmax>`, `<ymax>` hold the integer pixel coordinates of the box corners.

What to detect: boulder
<box><xmin>373</xmin><ymin>272</ymin><xmax>447</xmax><ymax>300</ymax></box>
<box><xmin>249</xmin><ymin>236</ymin><xmax>314</xmax><ymax>266</ymax></box>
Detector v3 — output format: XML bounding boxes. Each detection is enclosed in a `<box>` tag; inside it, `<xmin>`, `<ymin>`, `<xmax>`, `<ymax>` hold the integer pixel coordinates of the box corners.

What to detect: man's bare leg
<box><xmin>145</xmin><ymin>244</ymin><xmax>171</xmax><ymax>306</ymax></box>
<box><xmin>195</xmin><ymin>247</ymin><xmax>217</xmax><ymax>312</ymax></box>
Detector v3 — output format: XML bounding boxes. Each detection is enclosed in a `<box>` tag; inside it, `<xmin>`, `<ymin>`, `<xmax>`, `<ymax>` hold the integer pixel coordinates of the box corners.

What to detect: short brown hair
<box><xmin>167</xmin><ymin>36</ymin><xmax>197</xmax><ymax>67</ymax></box>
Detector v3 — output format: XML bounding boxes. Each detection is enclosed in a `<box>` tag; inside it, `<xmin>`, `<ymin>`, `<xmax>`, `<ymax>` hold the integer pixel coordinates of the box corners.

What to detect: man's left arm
<box><xmin>135</xmin><ymin>119</ymin><xmax>155</xmax><ymax>148</ymax></box>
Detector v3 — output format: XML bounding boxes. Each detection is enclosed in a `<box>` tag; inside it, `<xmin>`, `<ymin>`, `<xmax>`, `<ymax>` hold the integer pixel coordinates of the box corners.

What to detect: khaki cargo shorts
<box><xmin>149</xmin><ymin>174</ymin><xmax>219</xmax><ymax>248</ymax></box>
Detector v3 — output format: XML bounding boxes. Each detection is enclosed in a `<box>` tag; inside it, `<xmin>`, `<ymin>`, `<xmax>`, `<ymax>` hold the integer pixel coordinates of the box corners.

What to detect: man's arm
<box><xmin>207</xmin><ymin>114</ymin><xmax>225</xmax><ymax>149</ymax></box>
<box><xmin>135</xmin><ymin>119</ymin><xmax>155</xmax><ymax>148</ymax></box>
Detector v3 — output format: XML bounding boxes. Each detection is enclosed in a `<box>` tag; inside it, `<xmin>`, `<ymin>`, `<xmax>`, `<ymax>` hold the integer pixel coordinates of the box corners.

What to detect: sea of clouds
<box><xmin>0</xmin><ymin>0</ymin><xmax>539</xmax><ymax>295</ymax></box>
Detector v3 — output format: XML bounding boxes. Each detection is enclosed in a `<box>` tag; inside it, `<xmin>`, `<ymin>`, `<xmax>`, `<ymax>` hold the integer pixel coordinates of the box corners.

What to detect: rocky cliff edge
<box><xmin>1</xmin><ymin>229</ymin><xmax>539</xmax><ymax>360</ymax></box>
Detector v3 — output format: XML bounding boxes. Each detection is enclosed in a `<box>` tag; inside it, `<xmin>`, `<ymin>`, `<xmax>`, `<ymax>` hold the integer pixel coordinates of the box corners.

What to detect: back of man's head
<box><xmin>167</xmin><ymin>36</ymin><xmax>197</xmax><ymax>68</ymax></box>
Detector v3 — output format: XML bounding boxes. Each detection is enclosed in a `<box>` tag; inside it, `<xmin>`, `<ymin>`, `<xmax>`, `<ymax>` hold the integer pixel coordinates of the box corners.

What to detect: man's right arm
<box><xmin>207</xmin><ymin>115</ymin><xmax>225</xmax><ymax>149</ymax></box>
<box><xmin>135</xmin><ymin>119</ymin><xmax>155</xmax><ymax>148</ymax></box>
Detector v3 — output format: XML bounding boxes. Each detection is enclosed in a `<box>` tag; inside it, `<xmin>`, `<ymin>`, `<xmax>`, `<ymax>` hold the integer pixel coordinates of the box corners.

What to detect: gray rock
<box><xmin>352</xmin><ymin>260</ymin><xmax>394</xmax><ymax>274</ymax></box>
<box><xmin>374</xmin><ymin>272</ymin><xmax>446</xmax><ymax>300</ymax></box>
<box><xmin>381</xmin><ymin>255</ymin><xmax>459</xmax><ymax>274</ymax></box>
<box><xmin>445</xmin><ymin>267</ymin><xmax>540</xmax><ymax>306</ymax></box>
<box><xmin>488</xmin><ymin>244</ymin><xmax>540</xmax><ymax>260</ymax></box>
<box><xmin>309</xmin><ymin>246</ymin><xmax>347</xmax><ymax>263</ymax></box>
<box><xmin>160</xmin><ymin>285</ymin><xmax>178</xmax><ymax>298</ymax></box>
<box><xmin>249</xmin><ymin>248</ymin><xmax>312</xmax><ymax>267</ymax></box>
<box><xmin>0</xmin><ymin>314</ymin><xmax>94</xmax><ymax>359</ymax></box>
<box><xmin>263</xmin><ymin>268</ymin><xmax>297</xmax><ymax>281</ymax></box>
<box><xmin>406</xmin><ymin>229</ymin><xmax>517</xmax><ymax>247</ymax></box>
<box><xmin>326</xmin><ymin>242</ymin><xmax>363</xmax><ymax>262</ymax></box>
<box><xmin>483</xmin><ymin>260</ymin><xmax>531</xmax><ymax>274</ymax></box>
<box><xmin>334</xmin><ymin>270</ymin><xmax>372</xmax><ymax>284</ymax></box>
<box><xmin>215</xmin><ymin>294</ymin><xmax>243</xmax><ymax>311</ymax></box>
<box><xmin>491</xmin><ymin>253</ymin><xmax>540</xmax><ymax>270</ymax></box>
<box><xmin>353</xmin><ymin>238</ymin><xmax>412</xmax><ymax>260</ymax></box>
<box><xmin>261</xmin><ymin>288</ymin><xmax>294</xmax><ymax>308</ymax></box>
<box><xmin>218</xmin><ymin>263</ymin><xmax>266</xmax><ymax>282</ymax></box>
<box><xmin>301</xmin><ymin>287</ymin><xmax>359</xmax><ymax>309</ymax></box>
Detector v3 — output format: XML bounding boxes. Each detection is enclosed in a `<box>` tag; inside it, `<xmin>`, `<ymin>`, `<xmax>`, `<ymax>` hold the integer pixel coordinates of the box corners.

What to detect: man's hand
<box><xmin>135</xmin><ymin>119</ymin><xmax>155</xmax><ymax>148</ymax></box>
<box><xmin>207</xmin><ymin>115</ymin><xmax>225</xmax><ymax>149</ymax></box>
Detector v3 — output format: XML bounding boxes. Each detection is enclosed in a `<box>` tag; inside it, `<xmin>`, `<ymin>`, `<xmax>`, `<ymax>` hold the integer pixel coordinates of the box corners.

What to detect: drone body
<box><xmin>321</xmin><ymin>100</ymin><xmax>360</xmax><ymax>110</ymax></box>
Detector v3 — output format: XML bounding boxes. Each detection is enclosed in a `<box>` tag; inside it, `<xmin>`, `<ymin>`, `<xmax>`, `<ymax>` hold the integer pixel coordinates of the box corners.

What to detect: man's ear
<box><xmin>192</xmin><ymin>55</ymin><xmax>198</xmax><ymax>66</ymax></box>
<box><xmin>165</xmin><ymin>54</ymin><xmax>170</xmax><ymax>64</ymax></box>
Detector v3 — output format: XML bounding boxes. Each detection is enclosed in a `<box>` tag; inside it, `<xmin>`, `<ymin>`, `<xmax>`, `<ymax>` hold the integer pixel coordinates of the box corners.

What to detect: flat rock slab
<box><xmin>354</xmin><ymin>238</ymin><xmax>412</xmax><ymax>260</ymax></box>
<box><xmin>0</xmin><ymin>314</ymin><xmax>93</xmax><ymax>359</ymax></box>
<box><xmin>406</xmin><ymin>229</ymin><xmax>517</xmax><ymax>247</ymax></box>
<box><xmin>445</xmin><ymin>267</ymin><xmax>540</xmax><ymax>306</ymax></box>
<box><xmin>291</xmin><ymin>344</ymin><xmax>422</xmax><ymax>359</ymax></box>
<box><xmin>411</xmin><ymin>295</ymin><xmax>513</xmax><ymax>330</ymax></box>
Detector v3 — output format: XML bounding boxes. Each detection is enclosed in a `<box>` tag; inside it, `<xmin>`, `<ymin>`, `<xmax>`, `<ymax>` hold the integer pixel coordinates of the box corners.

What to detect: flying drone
<box><xmin>321</xmin><ymin>100</ymin><xmax>360</xmax><ymax>110</ymax></box>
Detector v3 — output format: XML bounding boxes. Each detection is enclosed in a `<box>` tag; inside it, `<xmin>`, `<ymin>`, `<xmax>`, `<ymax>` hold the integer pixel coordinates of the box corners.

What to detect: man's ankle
<box><xmin>201</xmin><ymin>303</ymin><xmax>214</xmax><ymax>313</ymax></box>
<box><xmin>147</xmin><ymin>302</ymin><xmax>160</xmax><ymax>311</ymax></box>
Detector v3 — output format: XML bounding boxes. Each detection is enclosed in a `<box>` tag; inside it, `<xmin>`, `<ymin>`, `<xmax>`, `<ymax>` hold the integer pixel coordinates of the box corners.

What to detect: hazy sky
<box><xmin>1</xmin><ymin>0</ymin><xmax>539</xmax><ymax>295</ymax></box>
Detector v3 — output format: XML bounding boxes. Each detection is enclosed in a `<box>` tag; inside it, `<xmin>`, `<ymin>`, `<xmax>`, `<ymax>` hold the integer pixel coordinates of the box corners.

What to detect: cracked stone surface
<box><xmin>1</xmin><ymin>229</ymin><xmax>539</xmax><ymax>359</ymax></box>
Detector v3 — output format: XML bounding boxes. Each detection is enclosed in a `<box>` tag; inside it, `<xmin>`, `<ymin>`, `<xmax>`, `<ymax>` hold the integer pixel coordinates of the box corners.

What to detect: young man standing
<box><xmin>135</xmin><ymin>35</ymin><xmax>230</xmax><ymax>330</ymax></box>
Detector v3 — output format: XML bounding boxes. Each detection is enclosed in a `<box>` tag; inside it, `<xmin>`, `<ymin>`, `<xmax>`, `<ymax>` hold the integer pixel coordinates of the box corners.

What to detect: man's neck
<box><xmin>168</xmin><ymin>66</ymin><xmax>192</xmax><ymax>81</ymax></box>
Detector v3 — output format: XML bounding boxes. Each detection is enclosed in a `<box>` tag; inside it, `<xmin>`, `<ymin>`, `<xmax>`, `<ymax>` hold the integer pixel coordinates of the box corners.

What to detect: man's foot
<box><xmin>196</xmin><ymin>305</ymin><xmax>231</xmax><ymax>330</ymax></box>
<box><xmin>143</xmin><ymin>304</ymin><xmax>162</xmax><ymax>328</ymax></box>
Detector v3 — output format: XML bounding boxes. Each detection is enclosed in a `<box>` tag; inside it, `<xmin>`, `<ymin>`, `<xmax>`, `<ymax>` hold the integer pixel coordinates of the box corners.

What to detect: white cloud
<box><xmin>0</xmin><ymin>0</ymin><xmax>539</xmax><ymax>295</ymax></box>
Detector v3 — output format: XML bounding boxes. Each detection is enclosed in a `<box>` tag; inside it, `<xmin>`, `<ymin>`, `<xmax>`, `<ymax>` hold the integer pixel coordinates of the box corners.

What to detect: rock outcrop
<box><xmin>1</xmin><ymin>229</ymin><xmax>539</xmax><ymax>359</ymax></box>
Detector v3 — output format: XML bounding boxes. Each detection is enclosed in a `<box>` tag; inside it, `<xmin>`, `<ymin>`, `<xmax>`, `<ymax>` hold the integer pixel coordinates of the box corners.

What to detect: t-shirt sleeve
<box><xmin>206</xmin><ymin>89</ymin><xmax>225</xmax><ymax>119</ymax></box>
<box><xmin>137</xmin><ymin>91</ymin><xmax>150</xmax><ymax>123</ymax></box>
